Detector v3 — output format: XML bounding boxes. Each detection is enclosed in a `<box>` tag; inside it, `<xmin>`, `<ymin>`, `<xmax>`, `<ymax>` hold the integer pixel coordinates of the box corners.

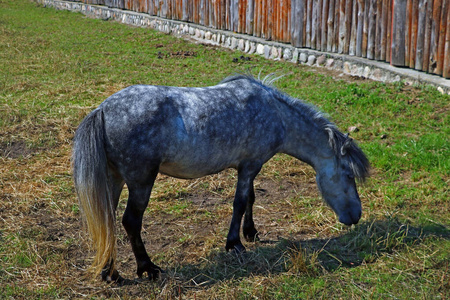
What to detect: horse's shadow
<box><xmin>118</xmin><ymin>217</ymin><xmax>449</xmax><ymax>288</ymax></box>
<box><xmin>162</xmin><ymin>217</ymin><xmax>449</xmax><ymax>288</ymax></box>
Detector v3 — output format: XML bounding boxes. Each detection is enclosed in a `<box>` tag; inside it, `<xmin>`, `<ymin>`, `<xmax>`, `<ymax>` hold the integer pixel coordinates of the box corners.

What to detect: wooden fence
<box><xmin>78</xmin><ymin>0</ymin><xmax>449</xmax><ymax>78</ymax></box>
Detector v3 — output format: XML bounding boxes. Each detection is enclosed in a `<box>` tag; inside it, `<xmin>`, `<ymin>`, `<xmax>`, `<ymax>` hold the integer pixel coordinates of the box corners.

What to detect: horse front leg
<box><xmin>243</xmin><ymin>184</ymin><xmax>259</xmax><ymax>242</ymax></box>
<box><xmin>122</xmin><ymin>179</ymin><xmax>162</xmax><ymax>280</ymax></box>
<box><xmin>226</xmin><ymin>162</ymin><xmax>261</xmax><ymax>253</ymax></box>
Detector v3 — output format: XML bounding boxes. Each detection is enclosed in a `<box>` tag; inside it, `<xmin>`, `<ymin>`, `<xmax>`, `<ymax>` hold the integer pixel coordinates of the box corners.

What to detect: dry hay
<box><xmin>0</xmin><ymin>110</ymin><xmax>352</xmax><ymax>298</ymax></box>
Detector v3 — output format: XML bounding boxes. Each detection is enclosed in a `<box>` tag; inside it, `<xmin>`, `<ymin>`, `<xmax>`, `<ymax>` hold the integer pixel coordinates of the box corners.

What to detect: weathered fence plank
<box><xmin>429</xmin><ymin>0</ymin><xmax>443</xmax><ymax>73</ymax></box>
<box><xmin>332</xmin><ymin>0</ymin><xmax>340</xmax><ymax>52</ymax></box>
<box><xmin>356</xmin><ymin>0</ymin><xmax>364</xmax><ymax>56</ymax></box>
<box><xmin>409</xmin><ymin>0</ymin><xmax>419</xmax><ymax>67</ymax></box>
<box><xmin>322</xmin><ymin>0</ymin><xmax>329</xmax><ymax>51</ymax></box>
<box><xmin>415</xmin><ymin>0</ymin><xmax>427</xmax><ymax>70</ymax></box>
<box><xmin>327</xmin><ymin>0</ymin><xmax>336</xmax><ymax>52</ymax></box>
<box><xmin>292</xmin><ymin>0</ymin><xmax>305</xmax><ymax>47</ymax></box>
<box><xmin>338</xmin><ymin>0</ymin><xmax>346</xmax><ymax>53</ymax></box>
<box><xmin>405</xmin><ymin>0</ymin><xmax>412</xmax><ymax>66</ymax></box>
<box><xmin>350</xmin><ymin>0</ymin><xmax>357</xmax><ymax>55</ymax></box>
<box><xmin>435</xmin><ymin>0</ymin><xmax>448</xmax><ymax>75</ymax></box>
<box><xmin>344</xmin><ymin>0</ymin><xmax>352</xmax><ymax>54</ymax></box>
<box><xmin>375</xmin><ymin>0</ymin><xmax>382</xmax><ymax>60</ymax></box>
<box><xmin>443</xmin><ymin>3</ymin><xmax>450</xmax><ymax>77</ymax></box>
<box><xmin>367</xmin><ymin>0</ymin><xmax>376</xmax><ymax>59</ymax></box>
<box><xmin>310</xmin><ymin>0</ymin><xmax>317</xmax><ymax>49</ymax></box>
<box><xmin>362</xmin><ymin>0</ymin><xmax>369</xmax><ymax>57</ymax></box>
<box><xmin>316</xmin><ymin>0</ymin><xmax>323</xmax><ymax>49</ymax></box>
<box><xmin>380</xmin><ymin>0</ymin><xmax>388</xmax><ymax>61</ymax></box>
<box><xmin>392</xmin><ymin>0</ymin><xmax>407</xmax><ymax>66</ymax></box>
<box><xmin>385</xmin><ymin>0</ymin><xmax>392</xmax><ymax>62</ymax></box>
<box><xmin>267</xmin><ymin>0</ymin><xmax>273</xmax><ymax>40</ymax></box>
<box><xmin>423</xmin><ymin>0</ymin><xmax>433</xmax><ymax>71</ymax></box>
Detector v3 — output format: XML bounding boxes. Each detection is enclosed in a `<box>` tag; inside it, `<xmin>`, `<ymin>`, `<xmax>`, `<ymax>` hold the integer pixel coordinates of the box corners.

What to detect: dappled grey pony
<box><xmin>73</xmin><ymin>74</ymin><xmax>369</xmax><ymax>282</ymax></box>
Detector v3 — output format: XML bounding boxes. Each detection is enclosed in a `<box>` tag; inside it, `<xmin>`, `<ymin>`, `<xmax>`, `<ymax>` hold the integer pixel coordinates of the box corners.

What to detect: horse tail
<box><xmin>72</xmin><ymin>108</ymin><xmax>116</xmax><ymax>277</ymax></box>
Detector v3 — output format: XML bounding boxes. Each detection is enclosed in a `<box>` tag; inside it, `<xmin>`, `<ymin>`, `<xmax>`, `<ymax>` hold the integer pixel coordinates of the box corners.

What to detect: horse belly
<box><xmin>158</xmin><ymin>145</ymin><xmax>242</xmax><ymax>179</ymax></box>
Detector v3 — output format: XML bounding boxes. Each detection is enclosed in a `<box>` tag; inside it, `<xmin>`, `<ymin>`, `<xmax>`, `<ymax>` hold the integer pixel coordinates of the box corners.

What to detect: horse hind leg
<box><xmin>122</xmin><ymin>170</ymin><xmax>162</xmax><ymax>280</ymax></box>
<box><xmin>101</xmin><ymin>171</ymin><xmax>125</xmax><ymax>283</ymax></box>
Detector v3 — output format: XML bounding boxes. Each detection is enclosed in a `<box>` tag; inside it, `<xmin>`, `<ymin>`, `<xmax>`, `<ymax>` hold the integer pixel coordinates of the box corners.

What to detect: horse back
<box><xmin>99</xmin><ymin>80</ymin><xmax>286</xmax><ymax>179</ymax></box>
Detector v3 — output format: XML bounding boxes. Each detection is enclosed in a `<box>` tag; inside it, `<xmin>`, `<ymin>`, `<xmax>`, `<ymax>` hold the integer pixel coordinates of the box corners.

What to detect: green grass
<box><xmin>0</xmin><ymin>0</ymin><xmax>449</xmax><ymax>299</ymax></box>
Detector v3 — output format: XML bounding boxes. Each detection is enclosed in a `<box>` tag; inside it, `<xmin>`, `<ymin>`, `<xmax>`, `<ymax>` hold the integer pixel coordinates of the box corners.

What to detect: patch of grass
<box><xmin>0</xmin><ymin>0</ymin><xmax>449</xmax><ymax>299</ymax></box>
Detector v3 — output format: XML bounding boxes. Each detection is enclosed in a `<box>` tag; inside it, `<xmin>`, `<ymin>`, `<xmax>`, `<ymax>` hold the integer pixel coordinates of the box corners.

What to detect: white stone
<box><xmin>238</xmin><ymin>39</ymin><xmax>245</xmax><ymax>51</ymax></box>
<box><xmin>231</xmin><ymin>37</ymin><xmax>238</xmax><ymax>49</ymax></box>
<box><xmin>283</xmin><ymin>48</ymin><xmax>292</xmax><ymax>61</ymax></box>
<box><xmin>292</xmin><ymin>49</ymin><xmax>299</xmax><ymax>63</ymax></box>
<box><xmin>364</xmin><ymin>66</ymin><xmax>371</xmax><ymax>77</ymax></box>
<box><xmin>271</xmin><ymin>46</ymin><xmax>279</xmax><ymax>59</ymax></box>
<box><xmin>317</xmin><ymin>55</ymin><xmax>326</xmax><ymax>65</ymax></box>
<box><xmin>343</xmin><ymin>62</ymin><xmax>352</xmax><ymax>73</ymax></box>
<box><xmin>264</xmin><ymin>45</ymin><xmax>271</xmax><ymax>58</ymax></box>
<box><xmin>225</xmin><ymin>37</ymin><xmax>231</xmax><ymax>47</ymax></box>
<box><xmin>257</xmin><ymin>44</ymin><xmax>265</xmax><ymax>55</ymax></box>
<box><xmin>244</xmin><ymin>40</ymin><xmax>250</xmax><ymax>52</ymax></box>
<box><xmin>299</xmin><ymin>53</ymin><xmax>308</xmax><ymax>63</ymax></box>
<box><xmin>307</xmin><ymin>55</ymin><xmax>316</xmax><ymax>65</ymax></box>
<box><xmin>249</xmin><ymin>42</ymin><xmax>256</xmax><ymax>54</ymax></box>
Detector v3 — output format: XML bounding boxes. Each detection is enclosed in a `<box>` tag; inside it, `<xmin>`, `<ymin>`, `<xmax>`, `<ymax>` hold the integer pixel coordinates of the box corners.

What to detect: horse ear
<box><xmin>340</xmin><ymin>134</ymin><xmax>353</xmax><ymax>156</ymax></box>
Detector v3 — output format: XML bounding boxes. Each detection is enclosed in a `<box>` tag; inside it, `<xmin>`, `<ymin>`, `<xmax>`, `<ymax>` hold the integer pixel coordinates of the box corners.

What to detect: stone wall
<box><xmin>36</xmin><ymin>0</ymin><xmax>450</xmax><ymax>94</ymax></box>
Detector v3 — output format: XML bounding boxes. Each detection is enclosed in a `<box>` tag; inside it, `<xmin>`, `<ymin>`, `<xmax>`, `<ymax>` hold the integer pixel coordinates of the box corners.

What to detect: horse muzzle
<box><xmin>338</xmin><ymin>202</ymin><xmax>361</xmax><ymax>225</ymax></box>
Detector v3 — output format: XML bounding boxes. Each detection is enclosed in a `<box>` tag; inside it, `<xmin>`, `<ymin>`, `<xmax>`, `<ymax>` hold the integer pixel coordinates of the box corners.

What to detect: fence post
<box><xmin>322</xmin><ymin>0</ymin><xmax>329</xmax><ymax>51</ymax></box>
<box><xmin>443</xmin><ymin>1</ymin><xmax>450</xmax><ymax>78</ymax></box>
<box><xmin>435</xmin><ymin>0</ymin><xmax>448</xmax><ymax>75</ymax></box>
<box><xmin>349</xmin><ymin>0</ymin><xmax>357</xmax><ymax>55</ymax></box>
<box><xmin>380</xmin><ymin>0</ymin><xmax>388</xmax><ymax>61</ymax></box>
<box><xmin>422</xmin><ymin>0</ymin><xmax>433</xmax><ymax>71</ymax></box>
<box><xmin>327</xmin><ymin>0</ymin><xmax>336</xmax><ymax>52</ymax></box>
<box><xmin>246</xmin><ymin>0</ymin><xmax>254</xmax><ymax>34</ymax></box>
<box><xmin>391</xmin><ymin>0</ymin><xmax>407</xmax><ymax>66</ymax></box>
<box><xmin>429</xmin><ymin>0</ymin><xmax>443</xmax><ymax>73</ymax></box>
<box><xmin>292</xmin><ymin>0</ymin><xmax>305</xmax><ymax>47</ymax></box>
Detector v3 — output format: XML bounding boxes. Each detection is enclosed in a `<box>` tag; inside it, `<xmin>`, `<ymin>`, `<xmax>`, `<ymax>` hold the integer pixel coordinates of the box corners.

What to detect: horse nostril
<box><xmin>339</xmin><ymin>214</ymin><xmax>353</xmax><ymax>226</ymax></box>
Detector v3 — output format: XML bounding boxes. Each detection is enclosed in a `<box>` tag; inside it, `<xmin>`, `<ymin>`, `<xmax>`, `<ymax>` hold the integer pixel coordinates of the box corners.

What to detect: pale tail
<box><xmin>72</xmin><ymin>109</ymin><xmax>116</xmax><ymax>277</ymax></box>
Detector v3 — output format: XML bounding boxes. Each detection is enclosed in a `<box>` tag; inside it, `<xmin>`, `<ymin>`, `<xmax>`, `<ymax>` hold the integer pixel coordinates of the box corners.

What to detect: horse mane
<box><xmin>220</xmin><ymin>73</ymin><xmax>370</xmax><ymax>181</ymax></box>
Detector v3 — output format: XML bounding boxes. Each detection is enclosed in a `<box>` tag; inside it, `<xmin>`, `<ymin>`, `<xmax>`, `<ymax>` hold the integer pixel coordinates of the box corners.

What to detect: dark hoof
<box><xmin>101</xmin><ymin>269</ymin><xmax>122</xmax><ymax>284</ymax></box>
<box><xmin>226</xmin><ymin>241</ymin><xmax>246</xmax><ymax>254</ymax></box>
<box><xmin>244</xmin><ymin>229</ymin><xmax>259</xmax><ymax>242</ymax></box>
<box><xmin>231</xmin><ymin>245</ymin><xmax>246</xmax><ymax>255</ymax></box>
<box><xmin>137</xmin><ymin>262</ymin><xmax>163</xmax><ymax>281</ymax></box>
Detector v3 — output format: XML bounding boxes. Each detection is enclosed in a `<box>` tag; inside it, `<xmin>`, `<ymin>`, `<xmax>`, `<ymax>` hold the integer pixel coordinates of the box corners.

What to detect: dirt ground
<box><xmin>0</xmin><ymin>116</ymin><xmax>353</xmax><ymax>298</ymax></box>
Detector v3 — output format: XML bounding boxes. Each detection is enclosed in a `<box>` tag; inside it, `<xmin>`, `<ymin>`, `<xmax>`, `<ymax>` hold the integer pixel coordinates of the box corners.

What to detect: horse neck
<box><xmin>279</xmin><ymin>107</ymin><xmax>335</xmax><ymax>169</ymax></box>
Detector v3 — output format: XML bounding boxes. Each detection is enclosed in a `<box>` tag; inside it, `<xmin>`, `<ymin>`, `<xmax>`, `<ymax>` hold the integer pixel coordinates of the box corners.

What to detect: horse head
<box><xmin>316</xmin><ymin>130</ymin><xmax>369</xmax><ymax>226</ymax></box>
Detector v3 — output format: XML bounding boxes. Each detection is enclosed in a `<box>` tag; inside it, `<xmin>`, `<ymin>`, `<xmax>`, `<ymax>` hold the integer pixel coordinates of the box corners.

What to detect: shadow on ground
<box><xmin>141</xmin><ymin>217</ymin><xmax>450</xmax><ymax>290</ymax></box>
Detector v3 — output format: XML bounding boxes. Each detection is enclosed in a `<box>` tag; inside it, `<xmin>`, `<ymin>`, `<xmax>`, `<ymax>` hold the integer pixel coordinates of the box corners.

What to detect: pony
<box><xmin>72</xmin><ymin>74</ymin><xmax>369</xmax><ymax>282</ymax></box>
